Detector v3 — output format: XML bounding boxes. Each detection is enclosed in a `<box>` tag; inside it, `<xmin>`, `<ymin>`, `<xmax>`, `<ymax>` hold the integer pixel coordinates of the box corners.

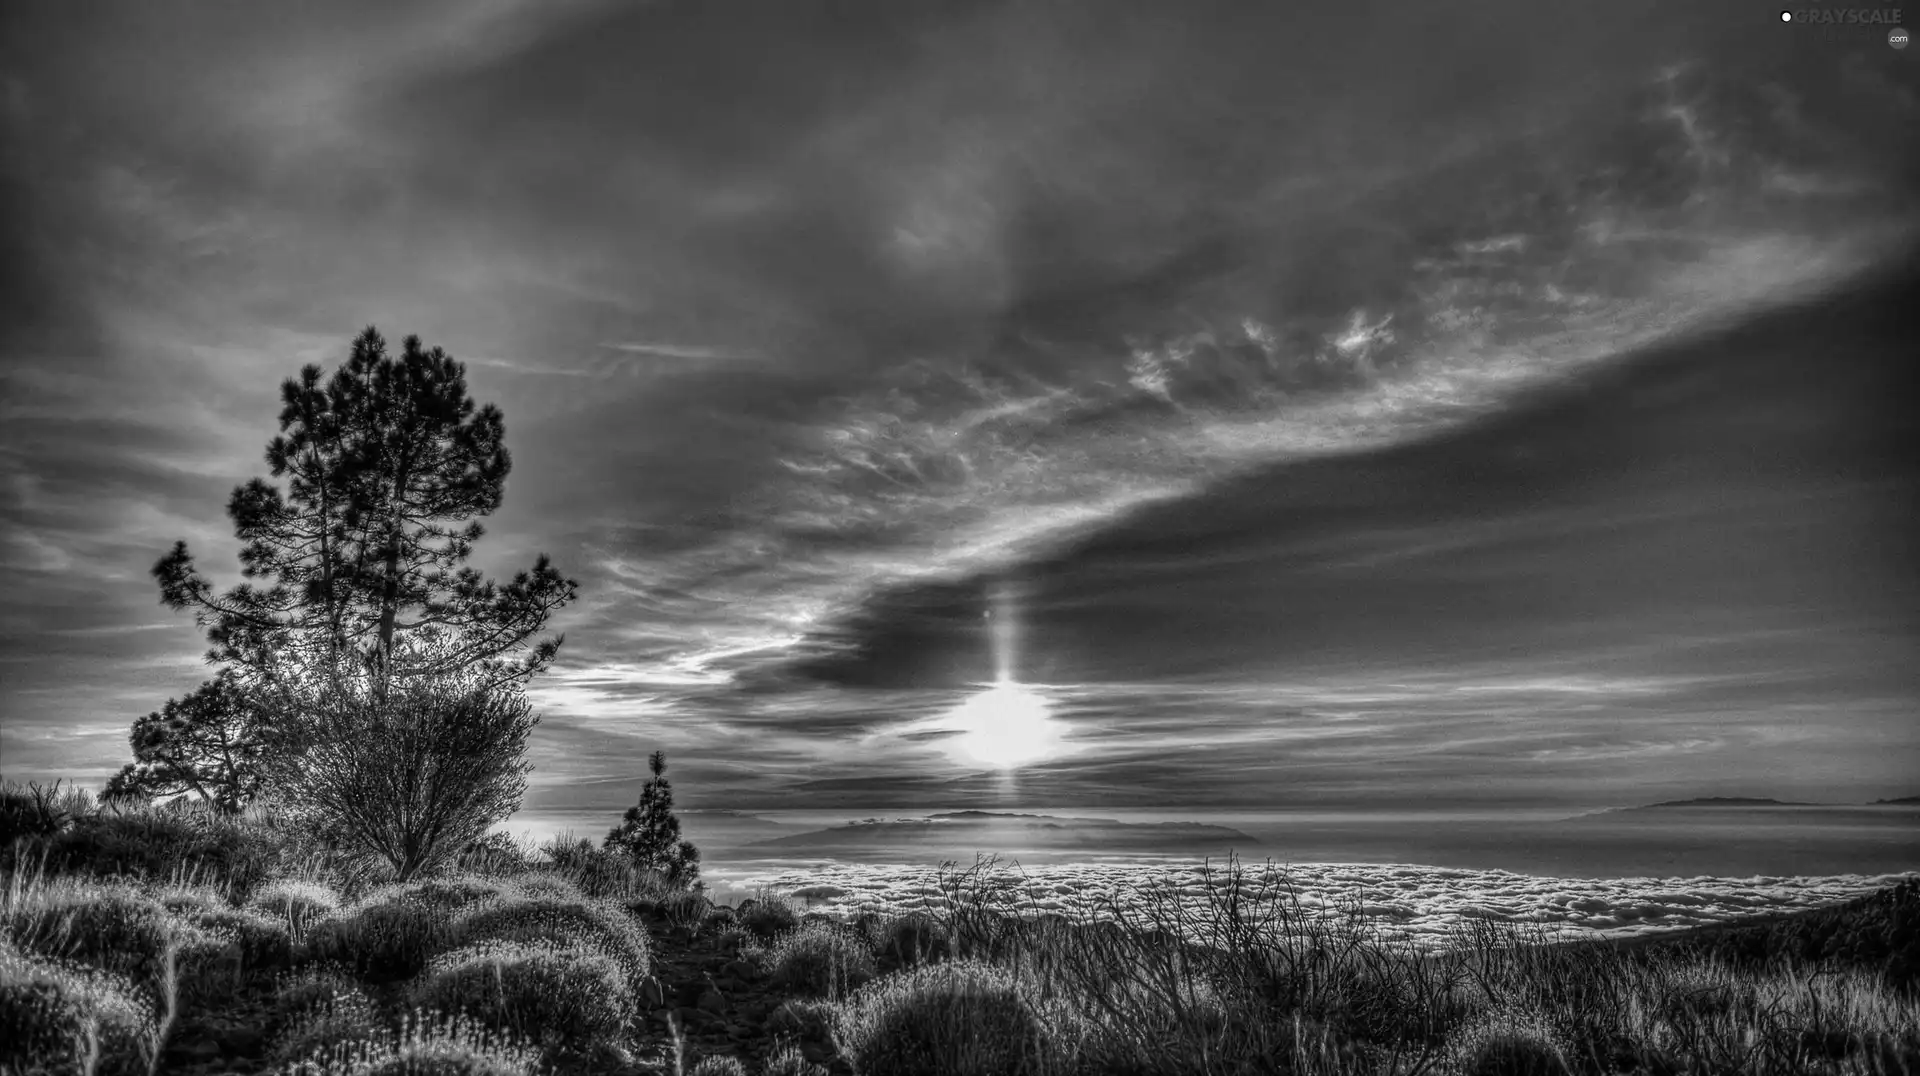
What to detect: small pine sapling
<box><xmin>602</xmin><ymin>751</ymin><xmax>701</xmax><ymax>887</ymax></box>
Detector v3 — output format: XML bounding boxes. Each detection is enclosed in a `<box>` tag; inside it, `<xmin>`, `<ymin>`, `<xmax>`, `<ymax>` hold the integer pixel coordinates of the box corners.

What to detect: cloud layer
<box><xmin>729</xmin><ymin>859</ymin><xmax>1914</xmax><ymax>947</ymax></box>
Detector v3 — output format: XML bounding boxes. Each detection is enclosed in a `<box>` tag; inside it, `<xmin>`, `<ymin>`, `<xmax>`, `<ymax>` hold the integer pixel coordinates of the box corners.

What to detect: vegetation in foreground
<box><xmin>5</xmin><ymin>781</ymin><xmax>1918</xmax><ymax>1076</ymax></box>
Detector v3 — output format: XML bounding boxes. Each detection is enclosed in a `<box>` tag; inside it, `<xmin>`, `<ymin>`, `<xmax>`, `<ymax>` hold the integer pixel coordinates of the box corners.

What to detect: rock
<box><xmin>697</xmin><ymin>989</ymin><xmax>728</xmax><ymax>1014</ymax></box>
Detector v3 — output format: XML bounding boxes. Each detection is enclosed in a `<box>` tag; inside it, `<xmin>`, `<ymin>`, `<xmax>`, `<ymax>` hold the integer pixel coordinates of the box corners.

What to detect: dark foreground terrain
<box><xmin>4</xmin><ymin>792</ymin><xmax>1918</xmax><ymax>1076</ymax></box>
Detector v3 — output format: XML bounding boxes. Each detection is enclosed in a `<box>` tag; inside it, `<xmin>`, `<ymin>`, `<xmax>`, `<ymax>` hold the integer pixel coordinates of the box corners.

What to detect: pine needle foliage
<box><xmin>602</xmin><ymin>752</ymin><xmax>701</xmax><ymax>888</ymax></box>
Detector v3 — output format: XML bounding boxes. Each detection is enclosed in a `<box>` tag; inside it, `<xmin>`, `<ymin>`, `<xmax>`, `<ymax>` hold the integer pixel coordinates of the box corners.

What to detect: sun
<box><xmin>944</xmin><ymin>678</ymin><xmax>1061</xmax><ymax>769</ymax></box>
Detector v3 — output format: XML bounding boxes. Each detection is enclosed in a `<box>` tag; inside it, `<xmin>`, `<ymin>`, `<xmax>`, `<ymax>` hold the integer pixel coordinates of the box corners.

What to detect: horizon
<box><xmin>4</xmin><ymin>0</ymin><xmax>1919</xmax><ymax>832</ymax></box>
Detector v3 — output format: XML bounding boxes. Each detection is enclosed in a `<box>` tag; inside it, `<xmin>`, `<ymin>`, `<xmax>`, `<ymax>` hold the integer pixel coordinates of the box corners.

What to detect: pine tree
<box><xmin>103</xmin><ymin>669</ymin><xmax>270</xmax><ymax>813</ymax></box>
<box><xmin>152</xmin><ymin>327</ymin><xmax>578</xmax><ymax>705</ymax></box>
<box><xmin>603</xmin><ymin>751</ymin><xmax>701</xmax><ymax>887</ymax></box>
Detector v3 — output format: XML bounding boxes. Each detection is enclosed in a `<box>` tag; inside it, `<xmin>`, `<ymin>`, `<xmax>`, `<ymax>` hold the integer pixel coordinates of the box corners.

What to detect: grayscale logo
<box><xmin>1893</xmin><ymin>25</ymin><xmax>1912</xmax><ymax>46</ymax></box>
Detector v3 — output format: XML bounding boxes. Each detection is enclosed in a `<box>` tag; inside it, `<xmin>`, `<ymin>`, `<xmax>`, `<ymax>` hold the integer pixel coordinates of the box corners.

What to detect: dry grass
<box><xmin>808</xmin><ymin>856</ymin><xmax>1920</xmax><ymax>1076</ymax></box>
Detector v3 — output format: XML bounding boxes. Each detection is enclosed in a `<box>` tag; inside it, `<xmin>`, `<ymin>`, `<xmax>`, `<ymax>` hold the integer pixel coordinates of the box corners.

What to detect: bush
<box><xmin>249</xmin><ymin>878</ymin><xmax>343</xmax><ymax>929</ymax></box>
<box><xmin>454</xmin><ymin>831</ymin><xmax>539</xmax><ymax>877</ymax></box>
<box><xmin>445</xmin><ymin>894</ymin><xmax>652</xmax><ymax>988</ymax></box>
<box><xmin>410</xmin><ymin>941</ymin><xmax>635</xmax><ymax>1056</ymax></box>
<box><xmin>688</xmin><ymin>1057</ymin><xmax>747</xmax><ymax>1076</ymax></box>
<box><xmin>506</xmin><ymin>873</ymin><xmax>582</xmax><ymax>902</ymax></box>
<box><xmin>835</xmin><ymin>960</ymin><xmax>1052</xmax><ymax>1076</ymax></box>
<box><xmin>281</xmin><ymin>1011</ymin><xmax>544</xmax><ymax>1076</ymax></box>
<box><xmin>1449</xmin><ymin>1013</ymin><xmax>1571</xmax><ymax>1076</ymax></box>
<box><xmin>761</xmin><ymin>1045</ymin><xmax>829</xmax><ymax>1076</ymax></box>
<box><xmin>271</xmin><ymin>979</ymin><xmax>387</xmax><ymax>1069</ymax></box>
<box><xmin>769</xmin><ymin>922</ymin><xmax>876</xmax><ymax>999</ymax></box>
<box><xmin>370</xmin><ymin>874</ymin><xmax>512</xmax><ymax>914</ymax></box>
<box><xmin>714</xmin><ymin>926</ymin><xmax>754</xmax><ymax>956</ymax></box>
<box><xmin>875</xmin><ymin>912</ymin><xmax>949</xmax><ymax>971</ymax></box>
<box><xmin>151</xmin><ymin>882</ymin><xmax>225</xmax><ymax>916</ymax></box>
<box><xmin>184</xmin><ymin>906</ymin><xmax>296</xmax><ymax>972</ymax></box>
<box><xmin>0</xmin><ymin>945</ymin><xmax>155</xmax><ymax>1076</ymax></box>
<box><xmin>303</xmin><ymin>899</ymin><xmax>443</xmax><ymax>983</ymax></box>
<box><xmin>274</xmin><ymin>966</ymin><xmax>368</xmax><ymax>1026</ymax></box>
<box><xmin>738</xmin><ymin>898</ymin><xmax>799</xmax><ymax>942</ymax></box>
<box><xmin>0</xmin><ymin>780</ymin><xmax>81</xmax><ymax>848</ymax></box>
<box><xmin>271</xmin><ymin>671</ymin><xmax>538</xmax><ymax>881</ymax></box>
<box><xmin>35</xmin><ymin>804</ymin><xmax>276</xmax><ymax>893</ymax></box>
<box><xmin>539</xmin><ymin>837</ymin><xmax>670</xmax><ymax>902</ymax></box>
<box><xmin>661</xmin><ymin>890</ymin><xmax>712</xmax><ymax>930</ymax></box>
<box><xmin>2</xmin><ymin>881</ymin><xmax>186</xmax><ymax>987</ymax></box>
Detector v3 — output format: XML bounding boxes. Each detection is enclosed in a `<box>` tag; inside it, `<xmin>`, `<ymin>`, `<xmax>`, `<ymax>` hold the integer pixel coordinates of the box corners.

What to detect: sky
<box><xmin>2</xmin><ymin>0</ymin><xmax>1918</xmax><ymax>816</ymax></box>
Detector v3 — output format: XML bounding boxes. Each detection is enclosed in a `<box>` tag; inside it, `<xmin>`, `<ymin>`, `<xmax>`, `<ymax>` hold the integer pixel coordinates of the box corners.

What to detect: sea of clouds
<box><xmin>708</xmin><ymin>859</ymin><xmax>1914</xmax><ymax>947</ymax></box>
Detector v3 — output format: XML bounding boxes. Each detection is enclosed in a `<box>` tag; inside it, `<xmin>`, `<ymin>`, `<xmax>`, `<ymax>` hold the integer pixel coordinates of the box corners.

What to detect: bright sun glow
<box><xmin>946</xmin><ymin>678</ymin><xmax>1060</xmax><ymax>769</ymax></box>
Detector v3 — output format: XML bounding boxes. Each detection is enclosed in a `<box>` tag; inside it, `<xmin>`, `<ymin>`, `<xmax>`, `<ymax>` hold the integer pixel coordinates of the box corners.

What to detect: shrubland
<box><xmin>6</xmin><ymin>779</ymin><xmax>1918</xmax><ymax>1075</ymax></box>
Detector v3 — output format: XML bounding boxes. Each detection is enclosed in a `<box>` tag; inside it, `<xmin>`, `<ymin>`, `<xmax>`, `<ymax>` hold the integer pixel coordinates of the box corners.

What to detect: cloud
<box><xmin>717</xmin><ymin>859</ymin><xmax>1915</xmax><ymax>947</ymax></box>
<box><xmin>2</xmin><ymin>0</ymin><xmax>1917</xmax><ymax>819</ymax></box>
<box><xmin>597</xmin><ymin>341</ymin><xmax>757</xmax><ymax>362</ymax></box>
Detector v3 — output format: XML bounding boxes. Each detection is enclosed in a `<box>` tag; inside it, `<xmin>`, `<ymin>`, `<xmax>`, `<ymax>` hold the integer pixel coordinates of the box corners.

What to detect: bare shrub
<box><xmin>271</xmin><ymin>669</ymin><xmax>537</xmax><ymax>882</ymax></box>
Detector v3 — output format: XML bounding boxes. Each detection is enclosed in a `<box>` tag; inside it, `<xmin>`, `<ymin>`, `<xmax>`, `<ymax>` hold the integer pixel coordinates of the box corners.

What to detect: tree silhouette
<box><xmin>603</xmin><ymin>751</ymin><xmax>701</xmax><ymax>887</ymax></box>
<box><xmin>152</xmin><ymin>327</ymin><xmax>578</xmax><ymax>703</ymax></box>
<box><xmin>103</xmin><ymin>669</ymin><xmax>270</xmax><ymax>813</ymax></box>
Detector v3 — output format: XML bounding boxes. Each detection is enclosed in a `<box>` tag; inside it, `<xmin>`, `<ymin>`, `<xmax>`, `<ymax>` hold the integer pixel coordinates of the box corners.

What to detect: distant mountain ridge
<box><xmin>1593</xmin><ymin>795</ymin><xmax>1920</xmax><ymax>815</ymax></box>
<box><xmin>1642</xmin><ymin>797</ymin><xmax>1821</xmax><ymax>808</ymax></box>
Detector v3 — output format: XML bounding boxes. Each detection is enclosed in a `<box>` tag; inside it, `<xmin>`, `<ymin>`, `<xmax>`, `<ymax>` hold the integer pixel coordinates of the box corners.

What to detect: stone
<box><xmin>697</xmin><ymin>989</ymin><xmax>728</xmax><ymax>1014</ymax></box>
